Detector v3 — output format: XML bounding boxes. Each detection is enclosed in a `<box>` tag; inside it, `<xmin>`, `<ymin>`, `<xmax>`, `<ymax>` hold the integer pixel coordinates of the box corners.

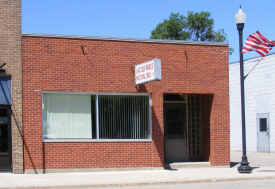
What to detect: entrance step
<box><xmin>165</xmin><ymin>162</ymin><xmax>211</xmax><ymax>169</ymax></box>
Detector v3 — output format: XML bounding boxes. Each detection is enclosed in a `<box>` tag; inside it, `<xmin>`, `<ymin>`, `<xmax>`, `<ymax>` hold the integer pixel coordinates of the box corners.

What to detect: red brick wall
<box><xmin>0</xmin><ymin>0</ymin><xmax>23</xmax><ymax>173</ymax></box>
<box><xmin>22</xmin><ymin>35</ymin><xmax>229</xmax><ymax>171</ymax></box>
<box><xmin>43</xmin><ymin>143</ymin><xmax>153</xmax><ymax>169</ymax></box>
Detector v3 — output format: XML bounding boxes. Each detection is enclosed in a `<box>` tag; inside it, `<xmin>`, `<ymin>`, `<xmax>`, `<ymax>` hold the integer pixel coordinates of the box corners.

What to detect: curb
<box><xmin>1</xmin><ymin>176</ymin><xmax>275</xmax><ymax>189</ymax></box>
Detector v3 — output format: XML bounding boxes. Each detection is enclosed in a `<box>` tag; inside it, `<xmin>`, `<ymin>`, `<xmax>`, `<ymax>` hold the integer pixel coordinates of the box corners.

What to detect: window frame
<box><xmin>42</xmin><ymin>91</ymin><xmax>152</xmax><ymax>142</ymax></box>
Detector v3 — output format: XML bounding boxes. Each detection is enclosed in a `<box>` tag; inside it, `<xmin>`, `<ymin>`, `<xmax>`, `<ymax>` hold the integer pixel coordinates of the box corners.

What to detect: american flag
<box><xmin>242</xmin><ymin>31</ymin><xmax>275</xmax><ymax>57</ymax></box>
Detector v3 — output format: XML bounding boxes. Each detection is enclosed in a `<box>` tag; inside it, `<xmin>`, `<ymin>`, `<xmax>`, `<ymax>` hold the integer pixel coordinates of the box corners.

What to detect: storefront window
<box><xmin>99</xmin><ymin>95</ymin><xmax>149</xmax><ymax>139</ymax></box>
<box><xmin>43</xmin><ymin>93</ymin><xmax>151</xmax><ymax>141</ymax></box>
<box><xmin>43</xmin><ymin>94</ymin><xmax>94</xmax><ymax>139</ymax></box>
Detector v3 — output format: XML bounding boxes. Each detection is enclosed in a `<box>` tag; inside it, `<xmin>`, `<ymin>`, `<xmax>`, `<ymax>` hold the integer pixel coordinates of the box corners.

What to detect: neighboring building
<box><xmin>230</xmin><ymin>52</ymin><xmax>275</xmax><ymax>152</ymax></box>
<box><xmin>0</xmin><ymin>0</ymin><xmax>23</xmax><ymax>173</ymax></box>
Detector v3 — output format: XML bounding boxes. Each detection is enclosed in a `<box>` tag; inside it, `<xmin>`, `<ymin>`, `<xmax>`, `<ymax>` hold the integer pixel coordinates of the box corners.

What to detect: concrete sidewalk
<box><xmin>0</xmin><ymin>151</ymin><xmax>275</xmax><ymax>189</ymax></box>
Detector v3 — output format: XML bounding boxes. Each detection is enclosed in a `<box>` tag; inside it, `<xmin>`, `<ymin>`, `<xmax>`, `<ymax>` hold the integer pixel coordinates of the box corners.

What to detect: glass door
<box><xmin>164</xmin><ymin>103</ymin><xmax>187</xmax><ymax>162</ymax></box>
<box><xmin>0</xmin><ymin>106</ymin><xmax>11</xmax><ymax>172</ymax></box>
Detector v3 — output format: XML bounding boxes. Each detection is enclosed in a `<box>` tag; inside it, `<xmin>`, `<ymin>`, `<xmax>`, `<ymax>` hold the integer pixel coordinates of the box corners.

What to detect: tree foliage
<box><xmin>150</xmin><ymin>11</ymin><xmax>233</xmax><ymax>54</ymax></box>
<box><xmin>150</xmin><ymin>13</ymin><xmax>188</xmax><ymax>40</ymax></box>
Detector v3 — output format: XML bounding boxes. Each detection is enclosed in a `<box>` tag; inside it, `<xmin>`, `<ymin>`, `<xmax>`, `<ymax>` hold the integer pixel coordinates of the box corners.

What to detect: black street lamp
<box><xmin>235</xmin><ymin>6</ymin><xmax>252</xmax><ymax>173</ymax></box>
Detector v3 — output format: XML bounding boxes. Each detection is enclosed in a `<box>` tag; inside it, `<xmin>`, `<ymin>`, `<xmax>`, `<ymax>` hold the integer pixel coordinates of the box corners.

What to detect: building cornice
<box><xmin>22</xmin><ymin>33</ymin><xmax>229</xmax><ymax>47</ymax></box>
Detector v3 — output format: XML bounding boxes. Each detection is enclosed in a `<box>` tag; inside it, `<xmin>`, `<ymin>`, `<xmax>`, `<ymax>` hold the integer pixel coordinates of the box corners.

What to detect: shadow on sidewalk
<box><xmin>231</xmin><ymin>162</ymin><xmax>260</xmax><ymax>171</ymax></box>
<box><xmin>230</xmin><ymin>162</ymin><xmax>239</xmax><ymax>168</ymax></box>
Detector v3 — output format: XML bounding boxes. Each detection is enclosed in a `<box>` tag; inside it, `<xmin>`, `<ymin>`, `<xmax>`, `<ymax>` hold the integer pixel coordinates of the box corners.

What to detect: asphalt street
<box><xmin>91</xmin><ymin>178</ymin><xmax>275</xmax><ymax>189</ymax></box>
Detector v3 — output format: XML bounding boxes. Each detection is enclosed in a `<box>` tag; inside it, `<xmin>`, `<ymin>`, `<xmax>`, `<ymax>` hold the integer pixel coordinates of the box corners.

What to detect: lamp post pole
<box><xmin>235</xmin><ymin>7</ymin><xmax>252</xmax><ymax>173</ymax></box>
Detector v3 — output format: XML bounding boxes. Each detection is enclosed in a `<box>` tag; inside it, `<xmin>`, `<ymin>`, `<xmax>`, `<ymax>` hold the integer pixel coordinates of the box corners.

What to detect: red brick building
<box><xmin>19</xmin><ymin>34</ymin><xmax>230</xmax><ymax>173</ymax></box>
<box><xmin>0</xmin><ymin>0</ymin><xmax>23</xmax><ymax>174</ymax></box>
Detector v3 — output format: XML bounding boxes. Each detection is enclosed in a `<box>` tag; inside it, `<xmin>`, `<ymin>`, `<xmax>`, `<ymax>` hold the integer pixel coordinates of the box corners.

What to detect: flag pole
<box><xmin>244</xmin><ymin>56</ymin><xmax>264</xmax><ymax>79</ymax></box>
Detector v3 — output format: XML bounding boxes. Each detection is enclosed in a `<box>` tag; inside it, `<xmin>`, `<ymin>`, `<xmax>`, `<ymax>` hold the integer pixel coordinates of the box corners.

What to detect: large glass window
<box><xmin>99</xmin><ymin>95</ymin><xmax>149</xmax><ymax>139</ymax></box>
<box><xmin>43</xmin><ymin>93</ymin><xmax>151</xmax><ymax>141</ymax></box>
<box><xmin>43</xmin><ymin>94</ymin><xmax>94</xmax><ymax>139</ymax></box>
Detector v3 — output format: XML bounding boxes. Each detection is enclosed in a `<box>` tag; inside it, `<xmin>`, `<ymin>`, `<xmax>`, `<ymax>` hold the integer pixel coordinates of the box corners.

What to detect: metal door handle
<box><xmin>266</xmin><ymin>131</ymin><xmax>269</xmax><ymax>136</ymax></box>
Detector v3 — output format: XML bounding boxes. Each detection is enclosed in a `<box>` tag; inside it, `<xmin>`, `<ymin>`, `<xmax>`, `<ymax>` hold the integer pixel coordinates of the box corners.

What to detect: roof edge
<box><xmin>22</xmin><ymin>33</ymin><xmax>229</xmax><ymax>47</ymax></box>
<box><xmin>230</xmin><ymin>52</ymin><xmax>275</xmax><ymax>64</ymax></box>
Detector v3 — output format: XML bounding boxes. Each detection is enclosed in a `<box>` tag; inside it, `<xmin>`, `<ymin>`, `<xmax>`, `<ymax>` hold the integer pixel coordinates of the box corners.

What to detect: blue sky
<box><xmin>22</xmin><ymin>0</ymin><xmax>275</xmax><ymax>63</ymax></box>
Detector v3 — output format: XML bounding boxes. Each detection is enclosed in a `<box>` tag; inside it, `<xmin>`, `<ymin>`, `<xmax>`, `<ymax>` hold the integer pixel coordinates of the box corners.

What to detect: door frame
<box><xmin>0</xmin><ymin>105</ymin><xmax>12</xmax><ymax>172</ymax></box>
<box><xmin>164</xmin><ymin>102</ymin><xmax>188</xmax><ymax>162</ymax></box>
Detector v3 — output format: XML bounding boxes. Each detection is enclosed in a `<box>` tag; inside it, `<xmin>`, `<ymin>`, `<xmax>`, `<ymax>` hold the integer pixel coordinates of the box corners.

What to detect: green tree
<box><xmin>150</xmin><ymin>11</ymin><xmax>233</xmax><ymax>54</ymax></box>
<box><xmin>150</xmin><ymin>12</ymin><xmax>189</xmax><ymax>40</ymax></box>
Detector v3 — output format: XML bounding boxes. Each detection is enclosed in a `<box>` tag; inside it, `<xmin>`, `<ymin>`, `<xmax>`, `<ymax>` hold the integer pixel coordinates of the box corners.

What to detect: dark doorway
<box><xmin>0</xmin><ymin>106</ymin><xmax>12</xmax><ymax>172</ymax></box>
<box><xmin>164</xmin><ymin>103</ymin><xmax>187</xmax><ymax>162</ymax></box>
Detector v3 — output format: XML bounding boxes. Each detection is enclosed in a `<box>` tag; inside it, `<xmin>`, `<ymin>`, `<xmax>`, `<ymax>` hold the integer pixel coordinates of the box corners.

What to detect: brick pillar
<box><xmin>151</xmin><ymin>92</ymin><xmax>164</xmax><ymax>167</ymax></box>
<box><xmin>201</xmin><ymin>94</ymin><xmax>213</xmax><ymax>161</ymax></box>
<box><xmin>0</xmin><ymin>0</ymin><xmax>23</xmax><ymax>173</ymax></box>
<box><xmin>208</xmin><ymin>93</ymin><xmax>230</xmax><ymax>167</ymax></box>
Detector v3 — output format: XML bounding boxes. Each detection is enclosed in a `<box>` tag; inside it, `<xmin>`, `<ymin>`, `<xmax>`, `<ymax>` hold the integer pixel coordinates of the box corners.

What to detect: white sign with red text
<box><xmin>135</xmin><ymin>59</ymin><xmax>161</xmax><ymax>85</ymax></box>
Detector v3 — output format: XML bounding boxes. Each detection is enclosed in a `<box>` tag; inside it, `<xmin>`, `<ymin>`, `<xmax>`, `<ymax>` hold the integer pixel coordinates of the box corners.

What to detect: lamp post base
<box><xmin>238</xmin><ymin>156</ymin><xmax>252</xmax><ymax>173</ymax></box>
